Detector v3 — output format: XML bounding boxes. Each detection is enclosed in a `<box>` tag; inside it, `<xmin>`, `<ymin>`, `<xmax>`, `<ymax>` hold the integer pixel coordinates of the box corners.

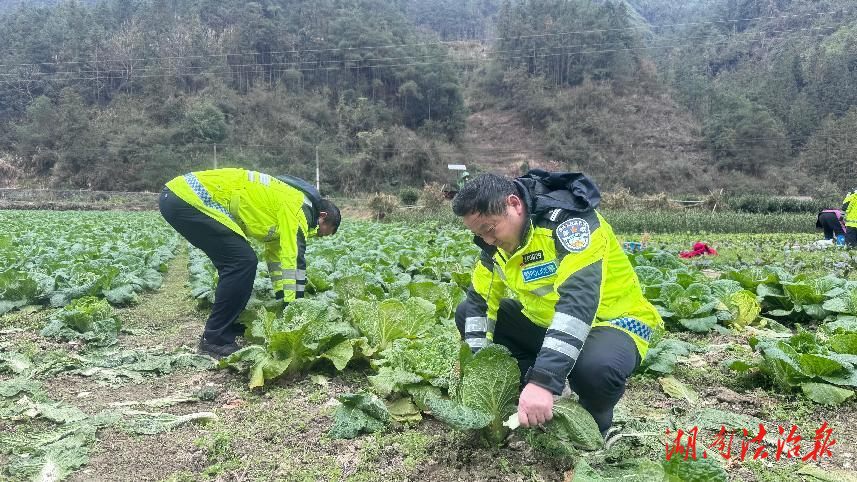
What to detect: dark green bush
<box><xmin>399</xmin><ymin>187</ymin><xmax>420</xmax><ymax>206</ymax></box>
<box><xmin>726</xmin><ymin>195</ymin><xmax>832</xmax><ymax>214</ymax></box>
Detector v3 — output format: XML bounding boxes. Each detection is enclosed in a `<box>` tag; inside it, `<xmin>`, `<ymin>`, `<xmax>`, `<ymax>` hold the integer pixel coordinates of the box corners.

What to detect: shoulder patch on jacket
<box><xmin>556</xmin><ymin>218</ymin><xmax>591</xmax><ymax>253</ymax></box>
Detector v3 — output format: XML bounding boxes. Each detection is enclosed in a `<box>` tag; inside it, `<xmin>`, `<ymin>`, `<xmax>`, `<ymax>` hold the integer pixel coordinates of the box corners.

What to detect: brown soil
<box><xmin>462</xmin><ymin>109</ymin><xmax>564</xmax><ymax>177</ymax></box>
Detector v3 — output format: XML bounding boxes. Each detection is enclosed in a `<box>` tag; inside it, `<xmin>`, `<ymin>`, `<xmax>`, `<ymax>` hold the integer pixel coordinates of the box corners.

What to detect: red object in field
<box><xmin>679</xmin><ymin>242</ymin><xmax>718</xmax><ymax>258</ymax></box>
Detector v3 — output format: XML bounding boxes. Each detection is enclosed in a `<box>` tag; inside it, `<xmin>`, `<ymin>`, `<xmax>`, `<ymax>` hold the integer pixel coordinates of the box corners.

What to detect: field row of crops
<box><xmin>1</xmin><ymin>210</ymin><xmax>855</xmax><ymax>481</ymax></box>
<box><xmin>1</xmin><ymin>211</ymin><xmax>179</xmax><ymax>313</ymax></box>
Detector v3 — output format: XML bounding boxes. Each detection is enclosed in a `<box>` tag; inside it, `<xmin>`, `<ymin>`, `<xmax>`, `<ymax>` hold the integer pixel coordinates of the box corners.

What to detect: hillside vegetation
<box><xmin>0</xmin><ymin>0</ymin><xmax>854</xmax><ymax>196</ymax></box>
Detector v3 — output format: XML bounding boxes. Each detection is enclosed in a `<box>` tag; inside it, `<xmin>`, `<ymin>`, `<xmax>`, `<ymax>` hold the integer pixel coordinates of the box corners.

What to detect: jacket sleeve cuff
<box><xmin>525</xmin><ymin>366</ymin><xmax>566</xmax><ymax>395</ymax></box>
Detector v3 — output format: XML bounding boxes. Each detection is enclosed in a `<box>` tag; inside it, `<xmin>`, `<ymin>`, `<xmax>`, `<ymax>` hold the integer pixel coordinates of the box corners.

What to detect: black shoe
<box><xmin>198</xmin><ymin>337</ymin><xmax>241</xmax><ymax>359</ymax></box>
<box><xmin>200</xmin><ymin>333</ymin><xmax>246</xmax><ymax>348</ymax></box>
<box><xmin>601</xmin><ymin>426</ymin><xmax>623</xmax><ymax>450</ymax></box>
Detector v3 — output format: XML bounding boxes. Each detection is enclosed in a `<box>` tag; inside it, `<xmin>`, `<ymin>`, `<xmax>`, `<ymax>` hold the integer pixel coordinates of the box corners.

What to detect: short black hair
<box><xmin>319</xmin><ymin>198</ymin><xmax>341</xmax><ymax>233</ymax></box>
<box><xmin>452</xmin><ymin>173</ymin><xmax>517</xmax><ymax>217</ymax></box>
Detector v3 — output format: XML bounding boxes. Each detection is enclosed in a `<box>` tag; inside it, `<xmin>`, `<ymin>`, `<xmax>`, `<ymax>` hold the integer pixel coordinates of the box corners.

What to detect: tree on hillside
<box><xmin>181</xmin><ymin>102</ymin><xmax>227</xmax><ymax>144</ymax></box>
<box><xmin>810</xmin><ymin>22</ymin><xmax>857</xmax><ymax>119</ymax></box>
<box><xmin>403</xmin><ymin>0</ymin><xmax>501</xmax><ymax>39</ymax></box>
<box><xmin>800</xmin><ymin>107</ymin><xmax>857</xmax><ymax>192</ymax></box>
<box><xmin>704</xmin><ymin>90</ymin><xmax>790</xmax><ymax>176</ymax></box>
<box><xmin>492</xmin><ymin>0</ymin><xmax>643</xmax><ymax>87</ymax></box>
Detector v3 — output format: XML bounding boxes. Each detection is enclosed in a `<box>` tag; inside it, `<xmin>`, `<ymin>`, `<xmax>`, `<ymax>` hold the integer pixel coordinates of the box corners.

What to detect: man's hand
<box><xmin>517</xmin><ymin>383</ymin><xmax>554</xmax><ymax>427</ymax></box>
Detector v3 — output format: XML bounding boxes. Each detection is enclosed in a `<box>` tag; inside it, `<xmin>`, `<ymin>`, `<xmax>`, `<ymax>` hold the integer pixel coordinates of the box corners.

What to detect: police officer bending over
<box><xmin>452</xmin><ymin>170</ymin><xmax>662</xmax><ymax>438</ymax></box>
<box><xmin>159</xmin><ymin>168</ymin><xmax>341</xmax><ymax>358</ymax></box>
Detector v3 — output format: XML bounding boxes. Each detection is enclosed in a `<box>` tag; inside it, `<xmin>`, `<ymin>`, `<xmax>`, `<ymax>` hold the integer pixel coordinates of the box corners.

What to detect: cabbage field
<box><xmin>1</xmin><ymin>210</ymin><xmax>856</xmax><ymax>482</ymax></box>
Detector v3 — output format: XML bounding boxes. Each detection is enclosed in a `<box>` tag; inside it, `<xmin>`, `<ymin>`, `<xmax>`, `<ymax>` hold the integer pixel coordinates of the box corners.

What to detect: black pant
<box><xmin>847</xmin><ymin>228</ymin><xmax>857</xmax><ymax>248</ymax></box>
<box><xmin>817</xmin><ymin>212</ymin><xmax>845</xmax><ymax>240</ymax></box>
<box><xmin>455</xmin><ymin>298</ymin><xmax>640</xmax><ymax>432</ymax></box>
<box><xmin>158</xmin><ymin>187</ymin><xmax>257</xmax><ymax>345</ymax></box>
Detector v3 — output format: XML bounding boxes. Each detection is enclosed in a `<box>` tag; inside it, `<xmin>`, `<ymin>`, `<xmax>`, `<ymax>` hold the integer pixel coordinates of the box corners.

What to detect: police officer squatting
<box><xmin>158</xmin><ymin>168</ymin><xmax>341</xmax><ymax>359</ymax></box>
<box><xmin>452</xmin><ymin>170</ymin><xmax>663</xmax><ymax>439</ymax></box>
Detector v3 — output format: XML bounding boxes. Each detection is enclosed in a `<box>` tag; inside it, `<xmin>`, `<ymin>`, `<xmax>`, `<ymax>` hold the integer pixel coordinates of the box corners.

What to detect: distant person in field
<box><xmin>159</xmin><ymin>168</ymin><xmax>341</xmax><ymax>358</ymax></box>
<box><xmin>451</xmin><ymin>170</ymin><xmax>663</xmax><ymax>441</ymax></box>
<box><xmin>815</xmin><ymin>209</ymin><xmax>846</xmax><ymax>242</ymax></box>
<box><xmin>844</xmin><ymin>189</ymin><xmax>857</xmax><ymax>248</ymax></box>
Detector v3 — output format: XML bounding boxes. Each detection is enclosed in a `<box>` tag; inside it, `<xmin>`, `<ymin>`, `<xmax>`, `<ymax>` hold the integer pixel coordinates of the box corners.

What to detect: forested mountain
<box><xmin>0</xmin><ymin>1</ymin><xmax>83</xmax><ymax>14</ymax></box>
<box><xmin>0</xmin><ymin>0</ymin><xmax>465</xmax><ymax>192</ymax></box>
<box><xmin>1</xmin><ymin>0</ymin><xmax>855</xmax><ymax>195</ymax></box>
<box><xmin>470</xmin><ymin>0</ymin><xmax>857</xmax><ymax>194</ymax></box>
<box><xmin>653</xmin><ymin>0</ymin><xmax>857</xmax><ymax>193</ymax></box>
<box><xmin>403</xmin><ymin>0</ymin><xmax>502</xmax><ymax>40</ymax></box>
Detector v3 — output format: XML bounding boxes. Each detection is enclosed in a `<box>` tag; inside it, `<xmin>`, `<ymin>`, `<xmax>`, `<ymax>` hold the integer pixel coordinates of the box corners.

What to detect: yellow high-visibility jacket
<box><xmin>165</xmin><ymin>168</ymin><xmax>319</xmax><ymax>302</ymax></box>
<box><xmin>460</xmin><ymin>173</ymin><xmax>663</xmax><ymax>395</ymax></box>
<box><xmin>843</xmin><ymin>190</ymin><xmax>857</xmax><ymax>228</ymax></box>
